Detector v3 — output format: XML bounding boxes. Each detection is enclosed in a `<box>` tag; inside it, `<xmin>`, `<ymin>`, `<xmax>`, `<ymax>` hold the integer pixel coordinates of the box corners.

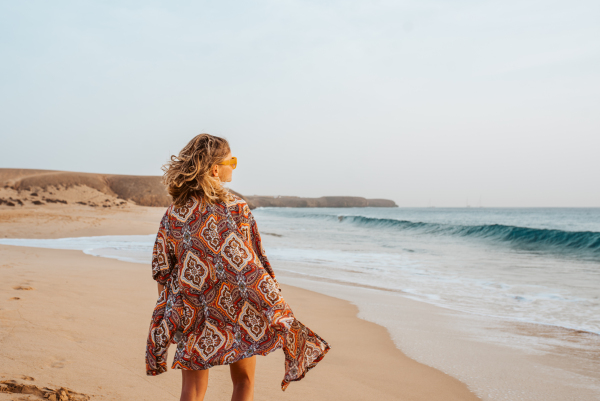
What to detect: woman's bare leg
<box><xmin>229</xmin><ymin>356</ymin><xmax>256</xmax><ymax>401</ymax></box>
<box><xmin>181</xmin><ymin>369</ymin><xmax>209</xmax><ymax>401</ymax></box>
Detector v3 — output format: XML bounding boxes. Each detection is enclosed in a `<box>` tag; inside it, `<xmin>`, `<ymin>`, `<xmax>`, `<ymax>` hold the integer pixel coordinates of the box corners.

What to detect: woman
<box><xmin>146</xmin><ymin>134</ymin><xmax>330</xmax><ymax>401</ymax></box>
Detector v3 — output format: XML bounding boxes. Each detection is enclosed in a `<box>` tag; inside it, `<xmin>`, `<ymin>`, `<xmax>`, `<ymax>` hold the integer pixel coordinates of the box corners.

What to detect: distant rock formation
<box><xmin>244</xmin><ymin>196</ymin><xmax>397</xmax><ymax>208</ymax></box>
<box><xmin>0</xmin><ymin>169</ymin><xmax>397</xmax><ymax>208</ymax></box>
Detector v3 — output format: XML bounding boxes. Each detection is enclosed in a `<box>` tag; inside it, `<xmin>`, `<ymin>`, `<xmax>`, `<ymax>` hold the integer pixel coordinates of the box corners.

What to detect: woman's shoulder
<box><xmin>225</xmin><ymin>193</ymin><xmax>253</xmax><ymax>217</ymax></box>
<box><xmin>166</xmin><ymin>196</ymin><xmax>202</xmax><ymax>222</ymax></box>
<box><xmin>166</xmin><ymin>193</ymin><xmax>251</xmax><ymax>219</ymax></box>
<box><xmin>227</xmin><ymin>192</ymin><xmax>245</xmax><ymax>205</ymax></box>
<box><xmin>226</xmin><ymin>193</ymin><xmax>247</xmax><ymax>208</ymax></box>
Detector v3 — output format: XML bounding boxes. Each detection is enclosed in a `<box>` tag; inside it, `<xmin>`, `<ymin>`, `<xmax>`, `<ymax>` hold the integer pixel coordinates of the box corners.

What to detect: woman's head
<box><xmin>162</xmin><ymin>133</ymin><xmax>236</xmax><ymax>206</ymax></box>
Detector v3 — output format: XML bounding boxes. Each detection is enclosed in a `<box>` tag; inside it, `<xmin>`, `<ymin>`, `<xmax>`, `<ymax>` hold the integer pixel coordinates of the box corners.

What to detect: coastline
<box><xmin>276</xmin><ymin>272</ymin><xmax>600</xmax><ymax>401</ymax></box>
<box><xmin>251</xmin><ymin>206</ymin><xmax>600</xmax><ymax>400</ymax></box>
<box><xmin>0</xmin><ymin>168</ymin><xmax>398</xmax><ymax>210</ymax></box>
<box><xmin>0</xmin><ymin>204</ymin><xmax>479</xmax><ymax>400</ymax></box>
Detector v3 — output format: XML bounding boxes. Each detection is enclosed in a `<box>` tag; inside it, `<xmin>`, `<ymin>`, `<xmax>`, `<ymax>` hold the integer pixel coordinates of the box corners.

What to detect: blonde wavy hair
<box><xmin>162</xmin><ymin>133</ymin><xmax>233</xmax><ymax>207</ymax></box>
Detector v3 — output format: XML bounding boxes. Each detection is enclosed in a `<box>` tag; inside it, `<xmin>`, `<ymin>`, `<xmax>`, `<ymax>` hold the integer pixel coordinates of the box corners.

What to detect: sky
<box><xmin>1</xmin><ymin>0</ymin><xmax>599</xmax><ymax>207</ymax></box>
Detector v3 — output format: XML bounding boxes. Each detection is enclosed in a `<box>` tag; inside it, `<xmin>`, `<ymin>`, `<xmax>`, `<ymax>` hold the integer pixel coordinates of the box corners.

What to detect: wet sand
<box><xmin>0</xmin><ymin>204</ymin><xmax>479</xmax><ymax>400</ymax></box>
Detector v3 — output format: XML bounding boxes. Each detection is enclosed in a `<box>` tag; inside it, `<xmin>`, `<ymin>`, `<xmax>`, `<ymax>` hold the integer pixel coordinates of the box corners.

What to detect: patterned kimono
<box><xmin>146</xmin><ymin>195</ymin><xmax>330</xmax><ymax>390</ymax></box>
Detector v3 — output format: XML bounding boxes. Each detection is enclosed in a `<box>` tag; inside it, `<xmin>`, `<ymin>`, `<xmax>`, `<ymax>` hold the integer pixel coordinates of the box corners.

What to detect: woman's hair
<box><xmin>162</xmin><ymin>133</ymin><xmax>232</xmax><ymax>207</ymax></box>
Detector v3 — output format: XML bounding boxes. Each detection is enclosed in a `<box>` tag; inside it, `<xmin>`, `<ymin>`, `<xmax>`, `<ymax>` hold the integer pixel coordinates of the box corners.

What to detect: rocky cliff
<box><xmin>244</xmin><ymin>195</ymin><xmax>397</xmax><ymax>208</ymax></box>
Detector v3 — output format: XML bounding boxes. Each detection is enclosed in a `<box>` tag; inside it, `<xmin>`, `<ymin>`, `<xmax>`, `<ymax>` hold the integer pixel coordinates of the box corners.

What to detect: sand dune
<box><xmin>0</xmin><ymin>168</ymin><xmax>397</xmax><ymax>210</ymax></box>
<box><xmin>0</xmin><ymin>168</ymin><xmax>171</xmax><ymax>207</ymax></box>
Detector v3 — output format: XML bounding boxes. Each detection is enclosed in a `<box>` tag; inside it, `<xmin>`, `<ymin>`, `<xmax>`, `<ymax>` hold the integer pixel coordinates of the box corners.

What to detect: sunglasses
<box><xmin>218</xmin><ymin>156</ymin><xmax>237</xmax><ymax>169</ymax></box>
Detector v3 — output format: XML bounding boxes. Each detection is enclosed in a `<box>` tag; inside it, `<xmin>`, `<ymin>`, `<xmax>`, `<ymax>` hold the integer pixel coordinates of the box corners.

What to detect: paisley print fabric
<box><xmin>146</xmin><ymin>195</ymin><xmax>330</xmax><ymax>390</ymax></box>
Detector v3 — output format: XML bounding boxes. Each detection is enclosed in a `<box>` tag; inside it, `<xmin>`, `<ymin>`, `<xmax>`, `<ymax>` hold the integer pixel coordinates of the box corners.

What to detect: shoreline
<box><xmin>274</xmin><ymin>267</ymin><xmax>600</xmax><ymax>338</ymax></box>
<box><xmin>0</xmin><ymin>205</ymin><xmax>479</xmax><ymax>401</ymax></box>
<box><xmin>277</xmin><ymin>273</ymin><xmax>600</xmax><ymax>401</ymax></box>
<box><xmin>2</xmin><ymin>205</ymin><xmax>600</xmax><ymax>400</ymax></box>
<box><xmin>0</xmin><ymin>246</ymin><xmax>479</xmax><ymax>401</ymax></box>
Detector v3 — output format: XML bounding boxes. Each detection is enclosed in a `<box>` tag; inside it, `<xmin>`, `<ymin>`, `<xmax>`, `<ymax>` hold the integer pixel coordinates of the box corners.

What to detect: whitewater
<box><xmin>1</xmin><ymin>207</ymin><xmax>599</xmax><ymax>400</ymax></box>
<box><xmin>1</xmin><ymin>207</ymin><xmax>598</xmax><ymax>334</ymax></box>
<box><xmin>254</xmin><ymin>207</ymin><xmax>600</xmax><ymax>335</ymax></box>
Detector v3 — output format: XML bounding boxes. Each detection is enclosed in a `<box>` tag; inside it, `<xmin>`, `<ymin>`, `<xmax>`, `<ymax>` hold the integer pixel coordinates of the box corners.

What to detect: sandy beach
<box><xmin>3</xmin><ymin>0</ymin><xmax>598</xmax><ymax>397</ymax></box>
<box><xmin>0</xmin><ymin>203</ymin><xmax>480</xmax><ymax>401</ymax></box>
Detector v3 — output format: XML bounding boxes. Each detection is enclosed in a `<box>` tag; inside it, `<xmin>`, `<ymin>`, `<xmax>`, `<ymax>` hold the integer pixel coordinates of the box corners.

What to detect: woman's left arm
<box><xmin>249</xmin><ymin>213</ymin><xmax>281</xmax><ymax>291</ymax></box>
<box><xmin>152</xmin><ymin>210</ymin><xmax>175</xmax><ymax>295</ymax></box>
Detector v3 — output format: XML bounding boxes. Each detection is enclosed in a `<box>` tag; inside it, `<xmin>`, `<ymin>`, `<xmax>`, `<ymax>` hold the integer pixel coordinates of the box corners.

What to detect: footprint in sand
<box><xmin>13</xmin><ymin>285</ymin><xmax>34</xmax><ymax>291</ymax></box>
<box><xmin>50</xmin><ymin>359</ymin><xmax>66</xmax><ymax>369</ymax></box>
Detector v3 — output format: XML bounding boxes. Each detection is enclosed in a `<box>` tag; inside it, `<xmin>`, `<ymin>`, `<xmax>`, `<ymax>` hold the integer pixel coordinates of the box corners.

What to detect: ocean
<box><xmin>253</xmin><ymin>207</ymin><xmax>600</xmax><ymax>335</ymax></box>
<box><xmin>2</xmin><ymin>207</ymin><xmax>599</xmax><ymax>400</ymax></box>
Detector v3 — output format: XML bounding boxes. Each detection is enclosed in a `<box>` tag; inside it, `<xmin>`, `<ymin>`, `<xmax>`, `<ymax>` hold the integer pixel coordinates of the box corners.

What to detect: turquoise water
<box><xmin>2</xmin><ymin>207</ymin><xmax>598</xmax><ymax>401</ymax></box>
<box><xmin>252</xmin><ymin>207</ymin><xmax>600</xmax><ymax>334</ymax></box>
<box><xmin>1</xmin><ymin>207</ymin><xmax>599</xmax><ymax>335</ymax></box>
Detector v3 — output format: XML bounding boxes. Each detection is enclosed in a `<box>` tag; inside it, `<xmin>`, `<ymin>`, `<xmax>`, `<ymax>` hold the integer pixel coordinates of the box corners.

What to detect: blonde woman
<box><xmin>146</xmin><ymin>134</ymin><xmax>330</xmax><ymax>401</ymax></box>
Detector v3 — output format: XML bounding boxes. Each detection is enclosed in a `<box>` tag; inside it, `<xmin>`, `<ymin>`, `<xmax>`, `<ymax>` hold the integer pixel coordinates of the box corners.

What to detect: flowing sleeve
<box><xmin>249</xmin><ymin>211</ymin><xmax>280</xmax><ymax>289</ymax></box>
<box><xmin>151</xmin><ymin>209</ymin><xmax>175</xmax><ymax>285</ymax></box>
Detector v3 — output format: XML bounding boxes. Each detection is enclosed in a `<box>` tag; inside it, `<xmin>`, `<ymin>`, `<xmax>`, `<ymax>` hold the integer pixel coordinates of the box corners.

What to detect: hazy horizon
<box><xmin>1</xmin><ymin>1</ymin><xmax>599</xmax><ymax>207</ymax></box>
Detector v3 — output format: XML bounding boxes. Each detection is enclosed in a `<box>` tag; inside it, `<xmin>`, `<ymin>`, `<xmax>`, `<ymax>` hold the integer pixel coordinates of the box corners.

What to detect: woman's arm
<box><xmin>248</xmin><ymin>212</ymin><xmax>281</xmax><ymax>291</ymax></box>
<box><xmin>152</xmin><ymin>209</ymin><xmax>175</xmax><ymax>290</ymax></box>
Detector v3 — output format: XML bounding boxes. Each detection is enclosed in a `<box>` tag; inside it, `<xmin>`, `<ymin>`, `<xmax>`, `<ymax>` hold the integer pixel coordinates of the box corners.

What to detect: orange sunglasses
<box><xmin>218</xmin><ymin>156</ymin><xmax>237</xmax><ymax>169</ymax></box>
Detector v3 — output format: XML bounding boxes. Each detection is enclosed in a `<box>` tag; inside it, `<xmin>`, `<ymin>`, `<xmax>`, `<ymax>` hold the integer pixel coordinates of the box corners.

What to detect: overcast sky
<box><xmin>1</xmin><ymin>0</ymin><xmax>599</xmax><ymax>207</ymax></box>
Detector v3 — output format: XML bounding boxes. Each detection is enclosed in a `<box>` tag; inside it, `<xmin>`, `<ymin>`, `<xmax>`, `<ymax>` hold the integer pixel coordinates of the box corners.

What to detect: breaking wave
<box><xmin>327</xmin><ymin>214</ymin><xmax>600</xmax><ymax>259</ymax></box>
